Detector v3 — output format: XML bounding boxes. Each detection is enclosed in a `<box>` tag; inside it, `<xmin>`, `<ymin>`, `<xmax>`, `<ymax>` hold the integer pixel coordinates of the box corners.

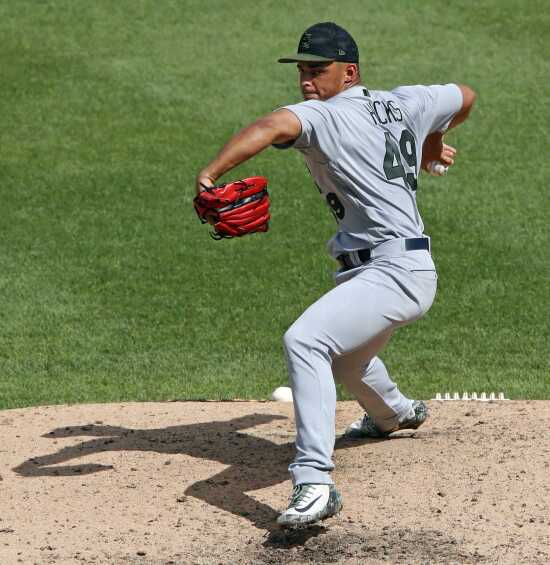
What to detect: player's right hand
<box><xmin>421</xmin><ymin>132</ymin><xmax>456</xmax><ymax>173</ymax></box>
<box><xmin>438</xmin><ymin>143</ymin><xmax>457</xmax><ymax>167</ymax></box>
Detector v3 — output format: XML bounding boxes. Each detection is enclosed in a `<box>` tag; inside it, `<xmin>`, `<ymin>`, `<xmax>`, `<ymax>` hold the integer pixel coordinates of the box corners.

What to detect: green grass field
<box><xmin>1</xmin><ymin>0</ymin><xmax>549</xmax><ymax>409</ymax></box>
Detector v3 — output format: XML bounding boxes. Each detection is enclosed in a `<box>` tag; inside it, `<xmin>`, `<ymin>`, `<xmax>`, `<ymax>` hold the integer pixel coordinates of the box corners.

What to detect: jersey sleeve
<box><xmin>271</xmin><ymin>100</ymin><xmax>330</xmax><ymax>151</ymax></box>
<box><xmin>392</xmin><ymin>84</ymin><xmax>463</xmax><ymax>137</ymax></box>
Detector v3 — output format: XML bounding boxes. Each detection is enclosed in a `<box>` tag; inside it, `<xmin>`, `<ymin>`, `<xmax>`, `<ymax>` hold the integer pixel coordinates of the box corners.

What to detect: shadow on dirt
<box><xmin>13</xmin><ymin>413</ymin><xmax>376</xmax><ymax>530</ymax></box>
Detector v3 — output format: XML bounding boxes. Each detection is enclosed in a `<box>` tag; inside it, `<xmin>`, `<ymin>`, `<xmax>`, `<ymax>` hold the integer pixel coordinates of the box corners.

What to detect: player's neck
<box><xmin>342</xmin><ymin>78</ymin><xmax>361</xmax><ymax>93</ymax></box>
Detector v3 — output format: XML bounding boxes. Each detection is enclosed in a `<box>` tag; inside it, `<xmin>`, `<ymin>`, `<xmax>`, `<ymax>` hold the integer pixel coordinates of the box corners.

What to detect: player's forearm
<box><xmin>196</xmin><ymin>110</ymin><xmax>301</xmax><ymax>192</ymax></box>
<box><xmin>421</xmin><ymin>132</ymin><xmax>444</xmax><ymax>171</ymax></box>
<box><xmin>198</xmin><ymin>119</ymin><xmax>282</xmax><ymax>184</ymax></box>
<box><xmin>420</xmin><ymin>85</ymin><xmax>476</xmax><ymax>173</ymax></box>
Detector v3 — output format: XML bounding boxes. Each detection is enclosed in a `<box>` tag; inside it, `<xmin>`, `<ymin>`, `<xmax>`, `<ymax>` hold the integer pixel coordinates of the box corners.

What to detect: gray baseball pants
<box><xmin>283</xmin><ymin>239</ymin><xmax>437</xmax><ymax>486</ymax></box>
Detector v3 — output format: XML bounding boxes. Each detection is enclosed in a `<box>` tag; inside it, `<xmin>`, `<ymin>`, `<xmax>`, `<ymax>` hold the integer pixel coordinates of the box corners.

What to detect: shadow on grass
<box><xmin>13</xmin><ymin>413</ymin><xmax>378</xmax><ymax>531</ymax></box>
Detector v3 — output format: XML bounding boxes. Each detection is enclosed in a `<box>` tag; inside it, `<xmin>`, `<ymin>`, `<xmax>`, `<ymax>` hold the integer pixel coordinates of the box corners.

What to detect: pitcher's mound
<box><xmin>1</xmin><ymin>400</ymin><xmax>549</xmax><ymax>564</ymax></box>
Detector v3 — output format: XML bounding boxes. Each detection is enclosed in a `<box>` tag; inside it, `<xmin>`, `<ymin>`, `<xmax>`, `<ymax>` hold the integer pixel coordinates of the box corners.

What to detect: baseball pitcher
<box><xmin>195</xmin><ymin>22</ymin><xmax>476</xmax><ymax>528</ymax></box>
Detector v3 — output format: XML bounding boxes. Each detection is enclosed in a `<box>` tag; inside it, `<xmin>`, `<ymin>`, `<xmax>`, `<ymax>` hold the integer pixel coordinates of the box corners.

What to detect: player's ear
<box><xmin>344</xmin><ymin>63</ymin><xmax>359</xmax><ymax>85</ymax></box>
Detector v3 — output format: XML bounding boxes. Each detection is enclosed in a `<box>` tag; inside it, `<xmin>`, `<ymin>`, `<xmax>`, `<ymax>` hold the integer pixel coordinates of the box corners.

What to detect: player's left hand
<box><xmin>193</xmin><ymin>176</ymin><xmax>271</xmax><ymax>239</ymax></box>
<box><xmin>195</xmin><ymin>173</ymin><xmax>215</xmax><ymax>195</ymax></box>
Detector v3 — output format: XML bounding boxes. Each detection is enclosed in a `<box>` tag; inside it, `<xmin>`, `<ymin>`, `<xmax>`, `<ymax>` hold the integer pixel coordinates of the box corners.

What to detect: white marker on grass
<box><xmin>271</xmin><ymin>386</ymin><xmax>293</xmax><ymax>402</ymax></box>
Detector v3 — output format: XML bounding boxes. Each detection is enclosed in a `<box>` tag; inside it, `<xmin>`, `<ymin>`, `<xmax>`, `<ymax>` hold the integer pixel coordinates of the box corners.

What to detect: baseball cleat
<box><xmin>277</xmin><ymin>483</ymin><xmax>343</xmax><ymax>528</ymax></box>
<box><xmin>344</xmin><ymin>400</ymin><xmax>429</xmax><ymax>439</ymax></box>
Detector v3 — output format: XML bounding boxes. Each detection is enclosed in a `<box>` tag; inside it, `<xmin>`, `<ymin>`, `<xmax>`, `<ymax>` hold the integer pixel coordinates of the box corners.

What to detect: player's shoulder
<box><xmin>390</xmin><ymin>83</ymin><xmax>460</xmax><ymax>105</ymax></box>
<box><xmin>289</xmin><ymin>92</ymin><xmax>359</xmax><ymax>119</ymax></box>
<box><xmin>327</xmin><ymin>85</ymin><xmax>370</xmax><ymax>105</ymax></box>
<box><xmin>335</xmin><ymin>85</ymin><xmax>420</xmax><ymax>107</ymax></box>
<box><xmin>285</xmin><ymin>97</ymin><xmax>330</xmax><ymax>116</ymax></box>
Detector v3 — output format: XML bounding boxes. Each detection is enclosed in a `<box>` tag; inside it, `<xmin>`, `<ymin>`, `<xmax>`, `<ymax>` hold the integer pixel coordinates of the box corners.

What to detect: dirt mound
<box><xmin>1</xmin><ymin>400</ymin><xmax>549</xmax><ymax>564</ymax></box>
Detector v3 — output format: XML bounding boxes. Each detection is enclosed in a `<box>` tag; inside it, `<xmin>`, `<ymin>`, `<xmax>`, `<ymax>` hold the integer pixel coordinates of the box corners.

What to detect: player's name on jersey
<box><xmin>364</xmin><ymin>98</ymin><xmax>403</xmax><ymax>127</ymax></box>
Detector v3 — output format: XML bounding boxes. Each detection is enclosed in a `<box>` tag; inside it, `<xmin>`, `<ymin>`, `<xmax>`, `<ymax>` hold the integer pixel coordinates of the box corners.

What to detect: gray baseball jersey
<box><xmin>276</xmin><ymin>84</ymin><xmax>462</xmax><ymax>258</ymax></box>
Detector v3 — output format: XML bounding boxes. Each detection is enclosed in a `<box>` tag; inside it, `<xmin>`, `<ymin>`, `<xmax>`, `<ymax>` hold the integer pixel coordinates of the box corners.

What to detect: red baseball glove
<box><xmin>193</xmin><ymin>176</ymin><xmax>270</xmax><ymax>240</ymax></box>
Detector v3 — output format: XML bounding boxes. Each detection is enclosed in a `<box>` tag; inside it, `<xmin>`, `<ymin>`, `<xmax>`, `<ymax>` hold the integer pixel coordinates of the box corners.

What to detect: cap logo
<box><xmin>338</xmin><ymin>49</ymin><xmax>346</xmax><ymax>55</ymax></box>
<box><xmin>300</xmin><ymin>32</ymin><xmax>312</xmax><ymax>50</ymax></box>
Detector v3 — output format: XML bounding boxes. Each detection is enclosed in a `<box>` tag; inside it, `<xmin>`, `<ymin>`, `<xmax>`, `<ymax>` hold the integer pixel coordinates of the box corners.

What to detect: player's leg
<box><xmin>278</xmin><ymin>255</ymin><xmax>436</xmax><ymax>526</ymax></box>
<box><xmin>282</xmin><ymin>258</ymin><xmax>436</xmax><ymax>485</ymax></box>
<box><xmin>334</xmin><ymin>255</ymin><xmax>437</xmax><ymax>436</ymax></box>
<box><xmin>333</xmin><ymin>344</ymin><xmax>426</xmax><ymax>436</ymax></box>
<box><xmin>332</xmin><ymin>330</ymin><xmax>415</xmax><ymax>431</ymax></box>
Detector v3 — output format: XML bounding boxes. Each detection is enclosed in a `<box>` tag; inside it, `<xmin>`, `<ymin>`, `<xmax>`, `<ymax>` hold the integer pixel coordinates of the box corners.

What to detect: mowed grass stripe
<box><xmin>0</xmin><ymin>1</ymin><xmax>548</xmax><ymax>408</ymax></box>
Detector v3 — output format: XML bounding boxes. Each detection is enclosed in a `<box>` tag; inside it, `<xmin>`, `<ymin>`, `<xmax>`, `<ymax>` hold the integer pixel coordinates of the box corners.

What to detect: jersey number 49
<box><xmin>383</xmin><ymin>129</ymin><xmax>417</xmax><ymax>191</ymax></box>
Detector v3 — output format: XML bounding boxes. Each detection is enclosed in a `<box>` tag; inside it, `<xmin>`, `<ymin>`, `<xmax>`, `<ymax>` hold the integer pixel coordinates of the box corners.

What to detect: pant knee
<box><xmin>283</xmin><ymin>320</ymin><xmax>334</xmax><ymax>370</ymax></box>
<box><xmin>283</xmin><ymin>322</ymin><xmax>307</xmax><ymax>356</ymax></box>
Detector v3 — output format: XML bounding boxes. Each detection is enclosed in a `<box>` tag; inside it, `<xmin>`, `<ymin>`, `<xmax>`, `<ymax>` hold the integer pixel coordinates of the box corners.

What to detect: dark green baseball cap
<box><xmin>278</xmin><ymin>22</ymin><xmax>359</xmax><ymax>64</ymax></box>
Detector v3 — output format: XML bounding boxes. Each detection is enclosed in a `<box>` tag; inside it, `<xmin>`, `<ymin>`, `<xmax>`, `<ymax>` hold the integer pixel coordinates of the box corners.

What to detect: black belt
<box><xmin>337</xmin><ymin>237</ymin><xmax>430</xmax><ymax>271</ymax></box>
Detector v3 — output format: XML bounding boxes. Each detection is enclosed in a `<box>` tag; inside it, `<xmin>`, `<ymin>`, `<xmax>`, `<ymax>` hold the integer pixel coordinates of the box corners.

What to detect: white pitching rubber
<box><xmin>433</xmin><ymin>391</ymin><xmax>509</xmax><ymax>401</ymax></box>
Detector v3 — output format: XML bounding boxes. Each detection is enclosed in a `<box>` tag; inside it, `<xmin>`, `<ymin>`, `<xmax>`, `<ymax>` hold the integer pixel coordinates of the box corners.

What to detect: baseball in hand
<box><xmin>426</xmin><ymin>160</ymin><xmax>449</xmax><ymax>176</ymax></box>
<box><xmin>271</xmin><ymin>386</ymin><xmax>293</xmax><ymax>402</ymax></box>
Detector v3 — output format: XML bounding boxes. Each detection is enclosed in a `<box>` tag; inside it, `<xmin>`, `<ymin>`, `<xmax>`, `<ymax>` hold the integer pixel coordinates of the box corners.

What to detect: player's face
<box><xmin>297</xmin><ymin>62</ymin><xmax>349</xmax><ymax>101</ymax></box>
